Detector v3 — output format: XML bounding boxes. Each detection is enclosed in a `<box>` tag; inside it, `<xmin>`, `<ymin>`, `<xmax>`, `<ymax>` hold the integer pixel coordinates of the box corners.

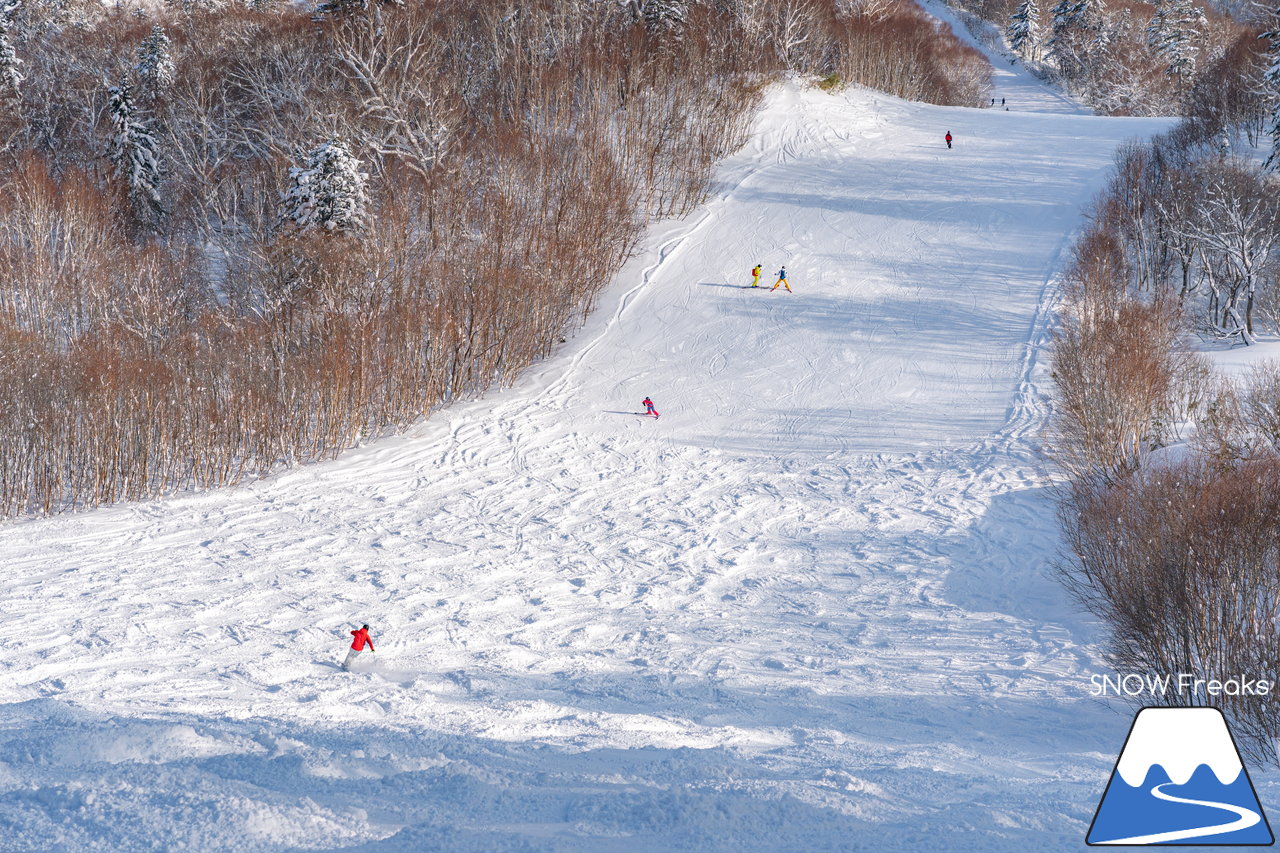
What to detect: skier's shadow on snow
<box><xmin>697</xmin><ymin>282</ymin><xmax>752</xmax><ymax>290</ymax></box>
<box><xmin>603</xmin><ymin>410</ymin><xmax>648</xmax><ymax>416</ymax></box>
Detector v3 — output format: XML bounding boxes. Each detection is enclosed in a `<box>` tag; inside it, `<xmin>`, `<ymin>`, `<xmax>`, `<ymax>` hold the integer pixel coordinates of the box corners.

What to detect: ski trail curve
<box><xmin>1096</xmin><ymin>782</ymin><xmax>1263</xmax><ymax>845</ymax></box>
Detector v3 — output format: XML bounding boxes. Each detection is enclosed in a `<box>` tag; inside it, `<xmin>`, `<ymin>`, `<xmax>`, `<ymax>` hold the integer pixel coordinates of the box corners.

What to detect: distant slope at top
<box><xmin>923</xmin><ymin>0</ymin><xmax>1090</xmax><ymax>115</ymax></box>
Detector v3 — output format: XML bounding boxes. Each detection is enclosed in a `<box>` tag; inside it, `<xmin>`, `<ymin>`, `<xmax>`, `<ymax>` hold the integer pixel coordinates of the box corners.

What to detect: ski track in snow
<box><xmin>1096</xmin><ymin>783</ymin><xmax>1262</xmax><ymax>845</ymax></box>
<box><xmin>3</xmin><ymin>64</ymin><xmax>1265</xmax><ymax>853</ymax></box>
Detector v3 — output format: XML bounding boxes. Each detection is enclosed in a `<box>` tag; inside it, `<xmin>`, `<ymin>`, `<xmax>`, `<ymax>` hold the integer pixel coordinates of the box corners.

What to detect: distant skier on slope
<box><xmin>643</xmin><ymin>397</ymin><xmax>660</xmax><ymax>418</ymax></box>
<box><xmin>770</xmin><ymin>266</ymin><xmax>792</xmax><ymax>292</ymax></box>
<box><xmin>945</xmin><ymin>131</ymin><xmax>953</xmax><ymax>149</ymax></box>
<box><xmin>751</xmin><ymin>263</ymin><xmax>762</xmax><ymax>287</ymax></box>
<box><xmin>342</xmin><ymin>624</ymin><xmax>375</xmax><ymax>671</ymax></box>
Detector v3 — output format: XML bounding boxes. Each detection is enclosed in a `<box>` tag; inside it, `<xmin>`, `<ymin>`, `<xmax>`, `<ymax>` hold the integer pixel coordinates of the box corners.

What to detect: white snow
<box><xmin>1202</xmin><ymin>338</ymin><xmax>1280</xmax><ymax>375</ymax></box>
<box><xmin>925</xmin><ymin>0</ymin><xmax>1088</xmax><ymax>115</ymax></box>
<box><xmin>4</xmin><ymin>56</ymin><xmax>1260</xmax><ymax>851</ymax></box>
<box><xmin>1115</xmin><ymin>708</ymin><xmax>1243</xmax><ymax>787</ymax></box>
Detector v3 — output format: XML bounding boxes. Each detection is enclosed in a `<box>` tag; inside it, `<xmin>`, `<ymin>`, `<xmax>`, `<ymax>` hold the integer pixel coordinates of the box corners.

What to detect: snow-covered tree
<box><xmin>1180</xmin><ymin>167</ymin><xmax>1280</xmax><ymax>340</ymax></box>
<box><xmin>1146</xmin><ymin>0</ymin><xmax>1205</xmax><ymax>85</ymax></box>
<box><xmin>165</xmin><ymin>0</ymin><xmax>229</xmax><ymax>12</ymax></box>
<box><xmin>1007</xmin><ymin>0</ymin><xmax>1043</xmax><ymax>62</ymax></box>
<box><xmin>642</xmin><ymin>0</ymin><xmax>689</xmax><ymax>35</ymax></box>
<box><xmin>1047</xmin><ymin>0</ymin><xmax>1080</xmax><ymax>72</ymax></box>
<box><xmin>135</xmin><ymin>25</ymin><xmax>174</xmax><ymax>100</ymax></box>
<box><xmin>314</xmin><ymin>0</ymin><xmax>401</xmax><ymax>18</ymax></box>
<box><xmin>281</xmin><ymin>139</ymin><xmax>369</xmax><ymax>234</ymax></box>
<box><xmin>1048</xmin><ymin>0</ymin><xmax>1105</xmax><ymax>80</ymax></box>
<box><xmin>1048</xmin><ymin>0</ymin><xmax>1080</xmax><ymax>38</ymax></box>
<box><xmin>108</xmin><ymin>79</ymin><xmax>163</xmax><ymax>220</ymax></box>
<box><xmin>1090</xmin><ymin>11</ymin><xmax>1114</xmax><ymax>55</ymax></box>
<box><xmin>1262</xmin><ymin>18</ymin><xmax>1280</xmax><ymax>171</ymax></box>
<box><xmin>0</xmin><ymin>0</ymin><xmax>22</xmax><ymax>104</ymax></box>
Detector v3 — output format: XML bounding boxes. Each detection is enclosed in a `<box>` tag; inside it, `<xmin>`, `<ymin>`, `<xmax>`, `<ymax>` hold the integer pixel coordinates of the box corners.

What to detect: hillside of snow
<box><xmin>1</xmin><ymin>54</ymin><xmax>1262</xmax><ymax>852</ymax></box>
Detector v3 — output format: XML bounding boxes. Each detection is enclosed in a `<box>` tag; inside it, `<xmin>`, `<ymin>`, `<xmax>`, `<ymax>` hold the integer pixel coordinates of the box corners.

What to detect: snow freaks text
<box><xmin>1091</xmin><ymin>673</ymin><xmax>1274</xmax><ymax>698</ymax></box>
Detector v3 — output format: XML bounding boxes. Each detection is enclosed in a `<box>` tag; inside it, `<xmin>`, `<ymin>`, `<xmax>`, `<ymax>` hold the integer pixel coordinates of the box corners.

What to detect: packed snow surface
<box><xmin>3</xmin><ymin>60</ymin><xmax>1263</xmax><ymax>852</ymax></box>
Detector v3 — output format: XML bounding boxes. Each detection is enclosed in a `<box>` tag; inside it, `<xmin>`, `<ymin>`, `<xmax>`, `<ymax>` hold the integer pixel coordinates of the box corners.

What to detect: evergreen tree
<box><xmin>1007</xmin><ymin>0</ymin><xmax>1042</xmax><ymax>61</ymax></box>
<box><xmin>135</xmin><ymin>25</ymin><xmax>174</xmax><ymax>100</ymax></box>
<box><xmin>281</xmin><ymin>140</ymin><xmax>369</xmax><ymax>234</ymax></box>
<box><xmin>1047</xmin><ymin>0</ymin><xmax>1105</xmax><ymax>78</ymax></box>
<box><xmin>1091</xmin><ymin>11</ymin><xmax>1114</xmax><ymax>54</ymax></box>
<box><xmin>642</xmin><ymin>0</ymin><xmax>689</xmax><ymax>35</ymax></box>
<box><xmin>108</xmin><ymin>79</ymin><xmax>163</xmax><ymax>220</ymax></box>
<box><xmin>1261</xmin><ymin>11</ymin><xmax>1280</xmax><ymax>170</ymax></box>
<box><xmin>314</xmin><ymin>0</ymin><xmax>401</xmax><ymax>18</ymax></box>
<box><xmin>165</xmin><ymin>0</ymin><xmax>229</xmax><ymax>12</ymax></box>
<box><xmin>1146</xmin><ymin>0</ymin><xmax>1205</xmax><ymax>85</ymax></box>
<box><xmin>1047</xmin><ymin>0</ymin><xmax>1081</xmax><ymax>72</ymax></box>
<box><xmin>1048</xmin><ymin>0</ymin><xmax>1081</xmax><ymax>36</ymax></box>
<box><xmin>0</xmin><ymin>0</ymin><xmax>21</xmax><ymax>104</ymax></box>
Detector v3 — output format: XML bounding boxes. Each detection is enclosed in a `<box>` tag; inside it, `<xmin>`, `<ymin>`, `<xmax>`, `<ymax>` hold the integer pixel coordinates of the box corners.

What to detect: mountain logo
<box><xmin>1087</xmin><ymin>707</ymin><xmax>1274</xmax><ymax>846</ymax></box>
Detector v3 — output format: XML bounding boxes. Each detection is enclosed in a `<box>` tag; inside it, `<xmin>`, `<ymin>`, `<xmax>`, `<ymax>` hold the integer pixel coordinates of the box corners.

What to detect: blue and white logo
<box><xmin>1088</xmin><ymin>707</ymin><xmax>1273</xmax><ymax>846</ymax></box>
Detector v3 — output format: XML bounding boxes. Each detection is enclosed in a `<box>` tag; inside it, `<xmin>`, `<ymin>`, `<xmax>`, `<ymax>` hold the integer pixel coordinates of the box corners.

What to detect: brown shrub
<box><xmin>1061</xmin><ymin>458</ymin><xmax>1280</xmax><ymax>763</ymax></box>
<box><xmin>1052</xmin><ymin>297</ymin><xmax>1200</xmax><ymax>484</ymax></box>
<box><xmin>0</xmin><ymin>0</ymin><xmax>991</xmax><ymax>515</ymax></box>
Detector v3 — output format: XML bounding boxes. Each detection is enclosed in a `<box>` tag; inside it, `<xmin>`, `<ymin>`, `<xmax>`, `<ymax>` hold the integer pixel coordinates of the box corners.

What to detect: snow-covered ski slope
<box><xmin>4</xmin><ymin>71</ymin><xmax>1257</xmax><ymax>851</ymax></box>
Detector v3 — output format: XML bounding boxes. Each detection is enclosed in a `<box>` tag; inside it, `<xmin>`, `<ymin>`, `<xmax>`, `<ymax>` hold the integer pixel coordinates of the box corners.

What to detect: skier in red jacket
<box><xmin>342</xmin><ymin>624</ymin><xmax>375</xmax><ymax>671</ymax></box>
<box><xmin>945</xmin><ymin>131</ymin><xmax>953</xmax><ymax>149</ymax></box>
<box><xmin>642</xmin><ymin>397</ymin><xmax>659</xmax><ymax>418</ymax></box>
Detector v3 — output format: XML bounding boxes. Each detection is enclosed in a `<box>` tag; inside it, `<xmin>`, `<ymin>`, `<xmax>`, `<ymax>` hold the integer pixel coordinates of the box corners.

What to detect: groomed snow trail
<box><xmin>2</xmin><ymin>84</ymin><xmax>1245</xmax><ymax>852</ymax></box>
<box><xmin>924</xmin><ymin>0</ymin><xmax>1087</xmax><ymax>116</ymax></box>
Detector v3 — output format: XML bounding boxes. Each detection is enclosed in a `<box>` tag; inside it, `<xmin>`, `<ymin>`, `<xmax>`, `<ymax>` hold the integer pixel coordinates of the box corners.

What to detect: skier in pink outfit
<box><xmin>642</xmin><ymin>397</ymin><xmax>659</xmax><ymax>418</ymax></box>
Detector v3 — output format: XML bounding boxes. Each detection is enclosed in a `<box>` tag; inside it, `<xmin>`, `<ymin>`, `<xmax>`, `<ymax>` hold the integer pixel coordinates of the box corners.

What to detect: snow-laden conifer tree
<box><xmin>1048</xmin><ymin>0</ymin><xmax>1081</xmax><ymax>36</ymax></box>
<box><xmin>108</xmin><ymin>79</ymin><xmax>163</xmax><ymax>219</ymax></box>
<box><xmin>281</xmin><ymin>140</ymin><xmax>369</xmax><ymax>234</ymax></box>
<box><xmin>1047</xmin><ymin>0</ymin><xmax>1104</xmax><ymax>78</ymax></box>
<box><xmin>136</xmin><ymin>25</ymin><xmax>174</xmax><ymax>100</ymax></box>
<box><xmin>314</xmin><ymin>0</ymin><xmax>401</xmax><ymax>18</ymax></box>
<box><xmin>1146</xmin><ymin>0</ymin><xmax>1205</xmax><ymax>85</ymax></box>
<box><xmin>166</xmin><ymin>0</ymin><xmax>229</xmax><ymax>12</ymax></box>
<box><xmin>1261</xmin><ymin>13</ymin><xmax>1280</xmax><ymax>170</ymax></box>
<box><xmin>1047</xmin><ymin>0</ymin><xmax>1082</xmax><ymax>71</ymax></box>
<box><xmin>1007</xmin><ymin>0</ymin><xmax>1042</xmax><ymax>61</ymax></box>
<box><xmin>0</xmin><ymin>0</ymin><xmax>22</xmax><ymax>103</ymax></box>
<box><xmin>642</xmin><ymin>0</ymin><xmax>689</xmax><ymax>35</ymax></box>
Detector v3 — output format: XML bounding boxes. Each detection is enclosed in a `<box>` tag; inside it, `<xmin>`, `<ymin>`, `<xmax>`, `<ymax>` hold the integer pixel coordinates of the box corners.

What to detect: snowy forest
<box><xmin>968</xmin><ymin>0</ymin><xmax>1271</xmax><ymax>118</ymax></box>
<box><xmin>1053</xmin><ymin>119</ymin><xmax>1280</xmax><ymax>760</ymax></box>
<box><xmin>0</xmin><ymin>0</ymin><xmax>988</xmax><ymax>516</ymax></box>
<box><xmin>948</xmin><ymin>0</ymin><xmax>1280</xmax><ymax>761</ymax></box>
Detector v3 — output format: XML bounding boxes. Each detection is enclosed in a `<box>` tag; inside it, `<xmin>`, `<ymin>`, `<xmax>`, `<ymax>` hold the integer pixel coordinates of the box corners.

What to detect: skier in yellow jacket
<box><xmin>751</xmin><ymin>263</ymin><xmax>762</xmax><ymax>287</ymax></box>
